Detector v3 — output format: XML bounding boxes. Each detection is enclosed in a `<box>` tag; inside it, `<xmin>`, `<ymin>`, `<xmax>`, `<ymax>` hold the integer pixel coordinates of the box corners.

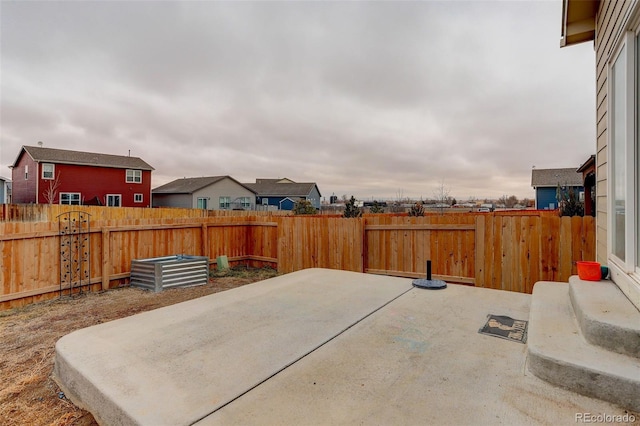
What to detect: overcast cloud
<box><xmin>0</xmin><ymin>0</ymin><xmax>595</xmax><ymax>201</ymax></box>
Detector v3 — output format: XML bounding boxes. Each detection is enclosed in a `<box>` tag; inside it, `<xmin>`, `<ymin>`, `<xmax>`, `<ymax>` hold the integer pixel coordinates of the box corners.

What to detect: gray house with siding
<box><xmin>243</xmin><ymin>178</ymin><xmax>322</xmax><ymax>211</ymax></box>
<box><xmin>152</xmin><ymin>176</ymin><xmax>256</xmax><ymax>210</ymax></box>
<box><xmin>0</xmin><ymin>177</ymin><xmax>10</xmax><ymax>203</ymax></box>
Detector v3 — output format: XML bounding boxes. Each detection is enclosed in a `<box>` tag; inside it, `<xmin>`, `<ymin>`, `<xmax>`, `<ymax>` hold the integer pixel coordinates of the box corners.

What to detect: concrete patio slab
<box><xmin>54</xmin><ymin>269</ymin><xmax>637</xmax><ymax>426</ymax></box>
<box><xmin>54</xmin><ymin>269</ymin><xmax>412</xmax><ymax>425</ymax></box>
<box><xmin>204</xmin><ymin>281</ymin><xmax>633</xmax><ymax>425</ymax></box>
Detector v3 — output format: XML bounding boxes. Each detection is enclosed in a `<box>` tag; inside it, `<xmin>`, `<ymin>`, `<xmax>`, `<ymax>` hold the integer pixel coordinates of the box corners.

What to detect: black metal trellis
<box><xmin>58</xmin><ymin>211</ymin><xmax>91</xmax><ymax>297</ymax></box>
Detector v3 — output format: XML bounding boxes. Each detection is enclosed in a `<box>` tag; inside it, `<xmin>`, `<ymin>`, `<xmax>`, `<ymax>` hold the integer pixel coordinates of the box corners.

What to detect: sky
<box><xmin>0</xmin><ymin>0</ymin><xmax>596</xmax><ymax>202</ymax></box>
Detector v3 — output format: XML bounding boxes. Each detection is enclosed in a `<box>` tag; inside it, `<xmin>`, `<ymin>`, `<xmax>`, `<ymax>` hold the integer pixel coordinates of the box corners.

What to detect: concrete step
<box><xmin>569</xmin><ymin>276</ymin><xmax>640</xmax><ymax>359</ymax></box>
<box><xmin>527</xmin><ymin>281</ymin><xmax>640</xmax><ymax>412</ymax></box>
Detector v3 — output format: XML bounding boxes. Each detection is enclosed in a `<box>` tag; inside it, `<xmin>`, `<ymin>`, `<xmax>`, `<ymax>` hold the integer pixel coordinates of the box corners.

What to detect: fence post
<box><xmin>361</xmin><ymin>217</ymin><xmax>366</xmax><ymax>273</ymax></box>
<box><xmin>475</xmin><ymin>215</ymin><xmax>485</xmax><ymax>288</ymax></box>
<box><xmin>201</xmin><ymin>223</ymin><xmax>209</xmax><ymax>260</ymax></box>
<box><xmin>102</xmin><ymin>229</ymin><xmax>110</xmax><ymax>291</ymax></box>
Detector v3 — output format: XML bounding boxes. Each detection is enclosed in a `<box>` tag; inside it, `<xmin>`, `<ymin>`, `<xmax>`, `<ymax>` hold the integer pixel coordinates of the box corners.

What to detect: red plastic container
<box><xmin>576</xmin><ymin>261</ymin><xmax>601</xmax><ymax>281</ymax></box>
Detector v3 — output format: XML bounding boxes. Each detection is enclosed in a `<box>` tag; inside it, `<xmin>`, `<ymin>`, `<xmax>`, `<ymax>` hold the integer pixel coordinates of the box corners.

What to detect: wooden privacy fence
<box><xmin>0</xmin><ymin>204</ymin><xmax>291</xmax><ymax>222</ymax></box>
<box><xmin>361</xmin><ymin>214</ymin><xmax>595</xmax><ymax>294</ymax></box>
<box><xmin>0</xmin><ymin>210</ymin><xmax>595</xmax><ymax>310</ymax></box>
<box><xmin>0</xmin><ymin>216</ymin><xmax>278</xmax><ymax>309</ymax></box>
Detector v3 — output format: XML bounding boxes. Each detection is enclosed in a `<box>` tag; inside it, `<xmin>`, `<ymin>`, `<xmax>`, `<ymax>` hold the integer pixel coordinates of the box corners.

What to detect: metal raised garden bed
<box><xmin>130</xmin><ymin>255</ymin><xmax>209</xmax><ymax>292</ymax></box>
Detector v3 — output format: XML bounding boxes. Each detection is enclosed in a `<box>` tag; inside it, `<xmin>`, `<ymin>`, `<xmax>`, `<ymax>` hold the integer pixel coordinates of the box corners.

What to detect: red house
<box><xmin>10</xmin><ymin>145</ymin><xmax>154</xmax><ymax>207</ymax></box>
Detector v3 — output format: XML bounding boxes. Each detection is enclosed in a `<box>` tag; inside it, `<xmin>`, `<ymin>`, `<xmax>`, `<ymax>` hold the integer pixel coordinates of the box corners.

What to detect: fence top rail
<box><xmin>365</xmin><ymin>224</ymin><xmax>476</xmax><ymax>231</ymax></box>
<box><xmin>105</xmin><ymin>221</ymin><xmax>277</xmax><ymax>232</ymax></box>
<box><xmin>0</xmin><ymin>220</ymin><xmax>279</xmax><ymax>241</ymax></box>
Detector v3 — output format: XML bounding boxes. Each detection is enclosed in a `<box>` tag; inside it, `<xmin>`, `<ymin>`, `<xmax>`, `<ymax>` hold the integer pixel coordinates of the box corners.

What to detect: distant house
<box><xmin>10</xmin><ymin>145</ymin><xmax>154</xmax><ymax>207</ymax></box>
<box><xmin>243</xmin><ymin>178</ymin><xmax>321</xmax><ymax>211</ymax></box>
<box><xmin>0</xmin><ymin>177</ymin><xmax>11</xmax><ymax>203</ymax></box>
<box><xmin>152</xmin><ymin>176</ymin><xmax>256</xmax><ymax>210</ymax></box>
<box><xmin>531</xmin><ymin>167</ymin><xmax>583</xmax><ymax>210</ymax></box>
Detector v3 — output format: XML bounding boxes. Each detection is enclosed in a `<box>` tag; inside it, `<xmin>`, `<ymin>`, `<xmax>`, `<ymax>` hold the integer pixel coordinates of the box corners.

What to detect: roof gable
<box><xmin>577</xmin><ymin>155</ymin><xmax>596</xmax><ymax>173</ymax></box>
<box><xmin>12</xmin><ymin>146</ymin><xmax>154</xmax><ymax>171</ymax></box>
<box><xmin>531</xmin><ymin>167</ymin><xmax>583</xmax><ymax>187</ymax></box>
<box><xmin>153</xmin><ymin>176</ymin><xmax>256</xmax><ymax>194</ymax></box>
<box><xmin>244</xmin><ymin>180</ymin><xmax>320</xmax><ymax>197</ymax></box>
<box><xmin>255</xmin><ymin>178</ymin><xmax>296</xmax><ymax>184</ymax></box>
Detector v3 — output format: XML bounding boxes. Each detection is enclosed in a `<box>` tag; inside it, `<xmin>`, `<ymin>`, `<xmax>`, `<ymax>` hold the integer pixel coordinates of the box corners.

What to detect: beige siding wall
<box><xmin>594</xmin><ymin>0</ymin><xmax>633</xmax><ymax>264</ymax></box>
<box><xmin>192</xmin><ymin>177</ymin><xmax>255</xmax><ymax>210</ymax></box>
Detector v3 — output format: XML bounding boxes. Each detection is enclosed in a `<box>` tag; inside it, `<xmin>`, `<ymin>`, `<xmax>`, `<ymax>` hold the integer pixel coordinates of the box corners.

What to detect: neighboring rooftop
<box><xmin>244</xmin><ymin>178</ymin><xmax>320</xmax><ymax>197</ymax></box>
<box><xmin>577</xmin><ymin>155</ymin><xmax>596</xmax><ymax>173</ymax></box>
<box><xmin>152</xmin><ymin>176</ymin><xmax>254</xmax><ymax>194</ymax></box>
<box><xmin>255</xmin><ymin>178</ymin><xmax>296</xmax><ymax>184</ymax></box>
<box><xmin>12</xmin><ymin>146</ymin><xmax>154</xmax><ymax>171</ymax></box>
<box><xmin>531</xmin><ymin>167</ymin><xmax>583</xmax><ymax>187</ymax></box>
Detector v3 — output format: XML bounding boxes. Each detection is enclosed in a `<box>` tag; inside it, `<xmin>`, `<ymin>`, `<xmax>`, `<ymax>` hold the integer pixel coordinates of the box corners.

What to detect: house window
<box><xmin>636</xmin><ymin>30</ymin><xmax>640</xmax><ymax>271</ymax></box>
<box><xmin>126</xmin><ymin>169</ymin><xmax>142</xmax><ymax>183</ymax></box>
<box><xmin>219</xmin><ymin>196</ymin><xmax>230</xmax><ymax>210</ymax></box>
<box><xmin>197</xmin><ymin>197</ymin><xmax>208</xmax><ymax>209</ymax></box>
<box><xmin>134</xmin><ymin>193</ymin><xmax>143</xmax><ymax>203</ymax></box>
<box><xmin>611</xmin><ymin>45</ymin><xmax>627</xmax><ymax>261</ymax></box>
<box><xmin>106</xmin><ymin>194</ymin><xmax>121</xmax><ymax>207</ymax></box>
<box><xmin>24</xmin><ymin>165</ymin><xmax>28</xmax><ymax>180</ymax></box>
<box><xmin>262</xmin><ymin>198</ymin><xmax>268</xmax><ymax>205</ymax></box>
<box><xmin>60</xmin><ymin>193</ymin><xmax>80</xmax><ymax>205</ymax></box>
<box><xmin>42</xmin><ymin>163</ymin><xmax>54</xmax><ymax>179</ymax></box>
<box><xmin>608</xmin><ymin>28</ymin><xmax>640</xmax><ymax>276</ymax></box>
<box><xmin>240</xmin><ymin>197</ymin><xmax>251</xmax><ymax>209</ymax></box>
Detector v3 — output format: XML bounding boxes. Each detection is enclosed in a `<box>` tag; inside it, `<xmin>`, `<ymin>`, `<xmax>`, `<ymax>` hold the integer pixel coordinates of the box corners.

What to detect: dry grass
<box><xmin>0</xmin><ymin>266</ymin><xmax>279</xmax><ymax>426</ymax></box>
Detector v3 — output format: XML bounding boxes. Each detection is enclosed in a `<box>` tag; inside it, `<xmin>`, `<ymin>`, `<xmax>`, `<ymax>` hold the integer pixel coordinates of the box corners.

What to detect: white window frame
<box><xmin>42</xmin><ymin>163</ymin><xmax>55</xmax><ymax>180</ymax></box>
<box><xmin>134</xmin><ymin>193</ymin><xmax>143</xmax><ymax>203</ymax></box>
<box><xmin>24</xmin><ymin>165</ymin><xmax>28</xmax><ymax>180</ymax></box>
<box><xmin>106</xmin><ymin>194</ymin><xmax>121</xmax><ymax>207</ymax></box>
<box><xmin>126</xmin><ymin>169</ymin><xmax>142</xmax><ymax>184</ymax></box>
<box><xmin>607</xmin><ymin>23</ymin><xmax>640</xmax><ymax>304</ymax></box>
<box><xmin>60</xmin><ymin>192</ymin><xmax>81</xmax><ymax>205</ymax></box>
<box><xmin>240</xmin><ymin>196</ymin><xmax>251</xmax><ymax>209</ymax></box>
<box><xmin>608</xmin><ymin>37</ymin><xmax>632</xmax><ymax>266</ymax></box>
<box><xmin>219</xmin><ymin>196</ymin><xmax>230</xmax><ymax>210</ymax></box>
<box><xmin>635</xmin><ymin>25</ymin><xmax>640</xmax><ymax>278</ymax></box>
<box><xmin>197</xmin><ymin>197</ymin><xmax>208</xmax><ymax>209</ymax></box>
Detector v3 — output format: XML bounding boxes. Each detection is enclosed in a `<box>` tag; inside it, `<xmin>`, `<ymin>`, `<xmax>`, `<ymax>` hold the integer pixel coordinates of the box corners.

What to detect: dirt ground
<box><xmin>0</xmin><ymin>266</ymin><xmax>279</xmax><ymax>426</ymax></box>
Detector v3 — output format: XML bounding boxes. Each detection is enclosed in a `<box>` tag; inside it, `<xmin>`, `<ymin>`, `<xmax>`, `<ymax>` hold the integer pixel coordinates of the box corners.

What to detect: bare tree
<box><xmin>498</xmin><ymin>194</ymin><xmax>519</xmax><ymax>208</ymax></box>
<box><xmin>390</xmin><ymin>188</ymin><xmax>406</xmax><ymax>213</ymax></box>
<box><xmin>433</xmin><ymin>179</ymin><xmax>451</xmax><ymax>215</ymax></box>
<box><xmin>43</xmin><ymin>176</ymin><xmax>61</xmax><ymax>204</ymax></box>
